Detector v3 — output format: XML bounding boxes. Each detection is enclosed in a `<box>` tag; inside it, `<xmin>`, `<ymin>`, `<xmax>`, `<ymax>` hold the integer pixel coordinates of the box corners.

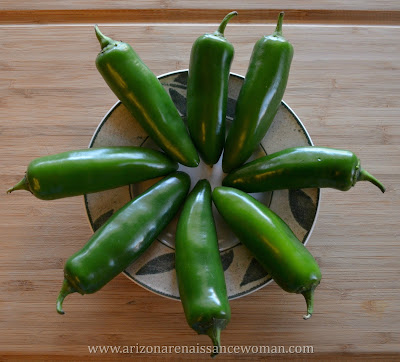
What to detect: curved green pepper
<box><xmin>213</xmin><ymin>186</ymin><xmax>321</xmax><ymax>319</ymax></box>
<box><xmin>187</xmin><ymin>11</ymin><xmax>237</xmax><ymax>165</ymax></box>
<box><xmin>175</xmin><ymin>180</ymin><xmax>230</xmax><ymax>357</ymax></box>
<box><xmin>223</xmin><ymin>146</ymin><xmax>386</xmax><ymax>193</ymax></box>
<box><xmin>223</xmin><ymin>12</ymin><xmax>293</xmax><ymax>173</ymax></box>
<box><xmin>7</xmin><ymin>147</ymin><xmax>178</xmax><ymax>200</ymax></box>
<box><xmin>95</xmin><ymin>26</ymin><xmax>199</xmax><ymax>167</ymax></box>
<box><xmin>56</xmin><ymin>171</ymin><xmax>190</xmax><ymax>314</ymax></box>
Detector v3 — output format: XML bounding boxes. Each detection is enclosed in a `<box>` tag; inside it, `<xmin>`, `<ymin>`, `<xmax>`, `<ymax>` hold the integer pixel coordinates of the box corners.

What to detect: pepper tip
<box><xmin>274</xmin><ymin>11</ymin><xmax>285</xmax><ymax>36</ymax></box>
<box><xmin>217</xmin><ymin>10</ymin><xmax>239</xmax><ymax>35</ymax></box>
<box><xmin>207</xmin><ymin>325</ymin><xmax>221</xmax><ymax>358</ymax></box>
<box><xmin>56</xmin><ymin>279</ymin><xmax>76</xmax><ymax>316</ymax></box>
<box><xmin>7</xmin><ymin>176</ymin><xmax>30</xmax><ymax>194</ymax></box>
<box><xmin>357</xmin><ymin>168</ymin><xmax>386</xmax><ymax>193</ymax></box>
<box><xmin>94</xmin><ymin>24</ymin><xmax>113</xmax><ymax>49</ymax></box>
<box><xmin>56</xmin><ymin>293</ymin><xmax>65</xmax><ymax>315</ymax></box>
<box><xmin>302</xmin><ymin>288</ymin><xmax>315</xmax><ymax>320</ymax></box>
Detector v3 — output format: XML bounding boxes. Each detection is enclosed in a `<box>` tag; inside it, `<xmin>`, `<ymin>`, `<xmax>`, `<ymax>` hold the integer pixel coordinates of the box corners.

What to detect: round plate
<box><xmin>84</xmin><ymin>69</ymin><xmax>320</xmax><ymax>300</ymax></box>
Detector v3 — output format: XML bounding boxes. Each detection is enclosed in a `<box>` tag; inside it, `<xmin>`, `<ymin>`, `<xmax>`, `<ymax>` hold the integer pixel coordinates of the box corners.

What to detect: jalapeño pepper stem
<box><xmin>56</xmin><ymin>279</ymin><xmax>76</xmax><ymax>315</ymax></box>
<box><xmin>207</xmin><ymin>324</ymin><xmax>221</xmax><ymax>358</ymax></box>
<box><xmin>302</xmin><ymin>288</ymin><xmax>315</xmax><ymax>320</ymax></box>
<box><xmin>217</xmin><ymin>11</ymin><xmax>238</xmax><ymax>35</ymax></box>
<box><xmin>94</xmin><ymin>25</ymin><xmax>114</xmax><ymax>49</ymax></box>
<box><xmin>273</xmin><ymin>12</ymin><xmax>285</xmax><ymax>36</ymax></box>
<box><xmin>7</xmin><ymin>176</ymin><xmax>30</xmax><ymax>194</ymax></box>
<box><xmin>358</xmin><ymin>169</ymin><xmax>386</xmax><ymax>193</ymax></box>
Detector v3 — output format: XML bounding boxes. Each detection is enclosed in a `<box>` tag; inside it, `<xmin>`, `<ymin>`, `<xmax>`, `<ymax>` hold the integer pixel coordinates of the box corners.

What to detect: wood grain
<box><xmin>0</xmin><ymin>0</ymin><xmax>399</xmax><ymax>11</ymax></box>
<box><xmin>0</xmin><ymin>9</ymin><xmax>399</xmax><ymax>25</ymax></box>
<box><xmin>1</xmin><ymin>13</ymin><xmax>399</xmax><ymax>362</ymax></box>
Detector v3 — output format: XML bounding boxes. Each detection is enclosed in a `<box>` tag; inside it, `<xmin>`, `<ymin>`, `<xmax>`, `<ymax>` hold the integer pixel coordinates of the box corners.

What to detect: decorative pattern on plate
<box><xmin>84</xmin><ymin>70</ymin><xmax>320</xmax><ymax>300</ymax></box>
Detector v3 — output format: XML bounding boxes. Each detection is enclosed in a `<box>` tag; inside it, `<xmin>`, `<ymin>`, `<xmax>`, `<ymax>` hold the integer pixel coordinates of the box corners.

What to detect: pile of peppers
<box><xmin>8</xmin><ymin>11</ymin><xmax>385</xmax><ymax>357</ymax></box>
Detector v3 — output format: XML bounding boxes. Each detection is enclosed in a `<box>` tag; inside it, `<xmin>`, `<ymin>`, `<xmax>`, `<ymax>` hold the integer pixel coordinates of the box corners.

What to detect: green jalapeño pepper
<box><xmin>223</xmin><ymin>147</ymin><xmax>386</xmax><ymax>193</ymax></box>
<box><xmin>222</xmin><ymin>12</ymin><xmax>293</xmax><ymax>173</ymax></box>
<box><xmin>175</xmin><ymin>180</ymin><xmax>230</xmax><ymax>357</ymax></box>
<box><xmin>95</xmin><ymin>26</ymin><xmax>199</xmax><ymax>167</ymax></box>
<box><xmin>187</xmin><ymin>11</ymin><xmax>237</xmax><ymax>166</ymax></box>
<box><xmin>213</xmin><ymin>186</ymin><xmax>321</xmax><ymax>319</ymax></box>
<box><xmin>56</xmin><ymin>171</ymin><xmax>190</xmax><ymax>314</ymax></box>
<box><xmin>7</xmin><ymin>147</ymin><xmax>178</xmax><ymax>200</ymax></box>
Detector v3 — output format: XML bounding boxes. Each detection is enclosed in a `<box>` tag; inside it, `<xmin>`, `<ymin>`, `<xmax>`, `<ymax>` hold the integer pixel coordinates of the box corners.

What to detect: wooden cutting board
<box><xmin>0</xmin><ymin>2</ymin><xmax>399</xmax><ymax>360</ymax></box>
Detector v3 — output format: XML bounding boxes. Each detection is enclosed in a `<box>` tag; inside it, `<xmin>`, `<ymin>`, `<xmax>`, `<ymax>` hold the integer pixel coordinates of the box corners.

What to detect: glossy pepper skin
<box><xmin>213</xmin><ymin>186</ymin><xmax>321</xmax><ymax>319</ymax></box>
<box><xmin>7</xmin><ymin>147</ymin><xmax>178</xmax><ymax>200</ymax></box>
<box><xmin>56</xmin><ymin>172</ymin><xmax>190</xmax><ymax>314</ymax></box>
<box><xmin>187</xmin><ymin>11</ymin><xmax>237</xmax><ymax>166</ymax></box>
<box><xmin>222</xmin><ymin>12</ymin><xmax>293</xmax><ymax>173</ymax></box>
<box><xmin>223</xmin><ymin>146</ymin><xmax>386</xmax><ymax>193</ymax></box>
<box><xmin>175</xmin><ymin>180</ymin><xmax>230</xmax><ymax>357</ymax></box>
<box><xmin>94</xmin><ymin>26</ymin><xmax>199</xmax><ymax>167</ymax></box>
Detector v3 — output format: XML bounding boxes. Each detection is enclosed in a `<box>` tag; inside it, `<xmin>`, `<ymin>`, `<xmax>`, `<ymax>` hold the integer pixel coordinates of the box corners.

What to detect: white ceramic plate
<box><xmin>84</xmin><ymin>69</ymin><xmax>320</xmax><ymax>300</ymax></box>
